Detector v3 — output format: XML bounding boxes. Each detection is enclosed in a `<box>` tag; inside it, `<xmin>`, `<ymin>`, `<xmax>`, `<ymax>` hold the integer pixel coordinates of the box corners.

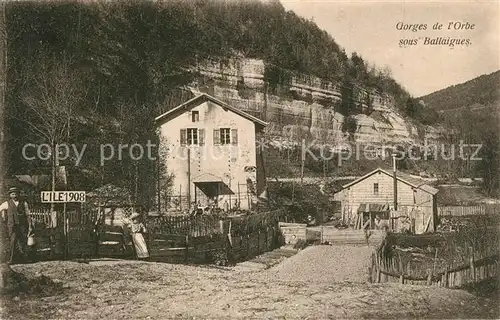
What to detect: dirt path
<box><xmin>266</xmin><ymin>245</ymin><xmax>374</xmax><ymax>283</ymax></box>
<box><xmin>2</xmin><ymin>260</ymin><xmax>497</xmax><ymax>319</ymax></box>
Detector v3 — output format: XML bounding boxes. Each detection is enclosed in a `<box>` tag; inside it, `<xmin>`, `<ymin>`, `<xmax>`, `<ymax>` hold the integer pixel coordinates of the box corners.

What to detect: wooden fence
<box><xmin>146</xmin><ymin>215</ymin><xmax>222</xmax><ymax>237</ymax></box>
<box><xmin>28</xmin><ymin>208</ymin><xmax>101</xmax><ymax>259</ymax></box>
<box><xmin>29</xmin><ymin>209</ymin><xmax>55</xmax><ymax>227</ymax></box>
<box><xmin>29</xmin><ymin>208</ymin><xmax>100</xmax><ymax>227</ymax></box>
<box><xmin>370</xmin><ymin>238</ymin><xmax>499</xmax><ymax>287</ymax></box>
<box><xmin>146</xmin><ymin>209</ymin><xmax>285</xmax><ymax>264</ymax></box>
<box><xmin>438</xmin><ymin>204</ymin><xmax>500</xmax><ymax>217</ymax></box>
<box><xmin>26</xmin><ymin>208</ymin><xmax>286</xmax><ymax>264</ymax></box>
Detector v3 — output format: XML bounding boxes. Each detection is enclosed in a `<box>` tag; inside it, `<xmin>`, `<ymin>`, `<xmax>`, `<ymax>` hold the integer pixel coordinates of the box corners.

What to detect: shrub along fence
<box><xmin>369</xmin><ymin>227</ymin><xmax>500</xmax><ymax>287</ymax></box>
<box><xmin>145</xmin><ymin>209</ymin><xmax>286</xmax><ymax>265</ymax></box>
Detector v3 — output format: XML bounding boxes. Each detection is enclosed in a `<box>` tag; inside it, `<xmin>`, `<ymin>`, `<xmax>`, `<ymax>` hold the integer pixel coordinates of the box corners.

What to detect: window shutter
<box><xmin>213</xmin><ymin>129</ymin><xmax>220</xmax><ymax>146</ymax></box>
<box><xmin>199</xmin><ymin>129</ymin><xmax>205</xmax><ymax>146</ymax></box>
<box><xmin>231</xmin><ymin>129</ymin><xmax>238</xmax><ymax>145</ymax></box>
<box><xmin>180</xmin><ymin>129</ymin><xmax>187</xmax><ymax>146</ymax></box>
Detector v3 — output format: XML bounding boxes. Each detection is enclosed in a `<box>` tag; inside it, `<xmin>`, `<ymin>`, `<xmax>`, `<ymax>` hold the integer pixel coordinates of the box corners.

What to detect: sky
<box><xmin>280</xmin><ymin>0</ymin><xmax>500</xmax><ymax>97</ymax></box>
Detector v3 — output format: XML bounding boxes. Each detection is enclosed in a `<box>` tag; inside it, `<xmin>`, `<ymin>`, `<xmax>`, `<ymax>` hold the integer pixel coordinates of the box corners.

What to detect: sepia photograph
<box><xmin>0</xmin><ymin>0</ymin><xmax>499</xmax><ymax>318</ymax></box>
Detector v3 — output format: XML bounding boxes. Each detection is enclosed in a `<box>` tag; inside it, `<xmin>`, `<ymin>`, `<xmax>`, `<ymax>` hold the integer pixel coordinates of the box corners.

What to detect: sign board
<box><xmin>41</xmin><ymin>191</ymin><xmax>86</xmax><ymax>203</ymax></box>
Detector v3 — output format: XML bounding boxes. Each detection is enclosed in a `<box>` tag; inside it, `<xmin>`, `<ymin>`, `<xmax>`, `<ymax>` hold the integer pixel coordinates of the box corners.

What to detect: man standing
<box><xmin>0</xmin><ymin>187</ymin><xmax>32</xmax><ymax>264</ymax></box>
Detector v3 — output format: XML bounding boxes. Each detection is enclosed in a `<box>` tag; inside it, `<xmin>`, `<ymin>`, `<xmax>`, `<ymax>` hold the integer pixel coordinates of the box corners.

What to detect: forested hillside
<box><xmin>419</xmin><ymin>71</ymin><xmax>500</xmax><ymax>112</ymax></box>
<box><xmin>3</xmin><ymin>0</ymin><xmax>441</xmax><ymax>206</ymax></box>
<box><xmin>420</xmin><ymin>71</ymin><xmax>500</xmax><ymax>197</ymax></box>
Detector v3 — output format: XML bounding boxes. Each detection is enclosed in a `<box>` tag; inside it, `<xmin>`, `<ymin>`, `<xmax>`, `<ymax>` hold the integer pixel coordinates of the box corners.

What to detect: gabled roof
<box><xmin>155</xmin><ymin>93</ymin><xmax>268</xmax><ymax>127</ymax></box>
<box><xmin>341</xmin><ymin>168</ymin><xmax>439</xmax><ymax>195</ymax></box>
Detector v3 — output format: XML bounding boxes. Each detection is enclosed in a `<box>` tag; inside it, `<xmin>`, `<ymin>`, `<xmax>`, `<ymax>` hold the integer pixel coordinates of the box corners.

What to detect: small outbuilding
<box><xmin>332</xmin><ymin>168</ymin><xmax>439</xmax><ymax>234</ymax></box>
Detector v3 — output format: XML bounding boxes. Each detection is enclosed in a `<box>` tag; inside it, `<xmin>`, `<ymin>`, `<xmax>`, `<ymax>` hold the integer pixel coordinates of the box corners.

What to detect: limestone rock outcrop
<box><xmin>189</xmin><ymin>57</ymin><xmax>443</xmax><ymax>149</ymax></box>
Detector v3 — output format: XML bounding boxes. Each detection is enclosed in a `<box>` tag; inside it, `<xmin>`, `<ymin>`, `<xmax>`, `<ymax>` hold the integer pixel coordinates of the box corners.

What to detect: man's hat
<box><xmin>8</xmin><ymin>187</ymin><xmax>19</xmax><ymax>194</ymax></box>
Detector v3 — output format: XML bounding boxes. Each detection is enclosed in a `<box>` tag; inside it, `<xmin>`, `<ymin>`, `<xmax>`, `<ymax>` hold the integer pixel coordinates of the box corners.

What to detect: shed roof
<box><xmin>341</xmin><ymin>168</ymin><xmax>439</xmax><ymax>195</ymax></box>
<box><xmin>155</xmin><ymin>93</ymin><xmax>268</xmax><ymax>127</ymax></box>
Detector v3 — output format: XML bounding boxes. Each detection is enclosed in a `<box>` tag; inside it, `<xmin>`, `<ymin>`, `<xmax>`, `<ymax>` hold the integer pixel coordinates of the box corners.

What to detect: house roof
<box><xmin>341</xmin><ymin>168</ymin><xmax>439</xmax><ymax>195</ymax></box>
<box><xmin>154</xmin><ymin>93</ymin><xmax>268</xmax><ymax>127</ymax></box>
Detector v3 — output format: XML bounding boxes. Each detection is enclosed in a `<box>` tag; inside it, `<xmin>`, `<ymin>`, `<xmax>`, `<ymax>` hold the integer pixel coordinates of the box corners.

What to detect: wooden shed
<box><xmin>333</xmin><ymin>168</ymin><xmax>439</xmax><ymax>234</ymax></box>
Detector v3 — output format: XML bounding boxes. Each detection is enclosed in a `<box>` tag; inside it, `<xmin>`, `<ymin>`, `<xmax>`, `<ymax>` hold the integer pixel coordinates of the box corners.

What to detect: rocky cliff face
<box><xmin>186</xmin><ymin>57</ymin><xmax>443</xmax><ymax>149</ymax></box>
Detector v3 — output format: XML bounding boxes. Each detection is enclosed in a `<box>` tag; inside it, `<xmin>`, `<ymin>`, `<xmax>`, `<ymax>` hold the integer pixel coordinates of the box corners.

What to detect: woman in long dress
<box><xmin>128</xmin><ymin>213</ymin><xmax>150</xmax><ymax>260</ymax></box>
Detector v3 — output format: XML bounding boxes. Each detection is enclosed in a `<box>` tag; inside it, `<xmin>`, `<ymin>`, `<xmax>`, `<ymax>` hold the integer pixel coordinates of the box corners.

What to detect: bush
<box><xmin>267</xmin><ymin>182</ymin><xmax>331</xmax><ymax>224</ymax></box>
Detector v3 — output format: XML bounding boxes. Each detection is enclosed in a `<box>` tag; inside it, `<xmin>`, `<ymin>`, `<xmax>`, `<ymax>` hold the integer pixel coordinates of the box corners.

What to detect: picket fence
<box><xmin>438</xmin><ymin>204</ymin><xmax>500</xmax><ymax>217</ymax></box>
<box><xmin>29</xmin><ymin>209</ymin><xmax>99</xmax><ymax>227</ymax></box>
<box><xmin>146</xmin><ymin>214</ymin><xmax>222</xmax><ymax>237</ymax></box>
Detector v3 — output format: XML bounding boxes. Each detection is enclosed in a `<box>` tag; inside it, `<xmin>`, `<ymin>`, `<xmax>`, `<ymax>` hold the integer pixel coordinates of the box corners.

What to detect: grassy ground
<box><xmin>1</xmin><ymin>257</ymin><xmax>498</xmax><ymax>319</ymax></box>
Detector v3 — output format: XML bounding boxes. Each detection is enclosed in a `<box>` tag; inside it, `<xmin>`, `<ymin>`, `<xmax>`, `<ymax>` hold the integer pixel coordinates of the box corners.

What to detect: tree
<box><xmin>0</xmin><ymin>1</ymin><xmax>6</xmax><ymax>199</ymax></box>
<box><xmin>15</xmin><ymin>55</ymin><xmax>87</xmax><ymax>212</ymax></box>
<box><xmin>157</xmin><ymin>135</ymin><xmax>173</xmax><ymax>212</ymax></box>
<box><xmin>405</xmin><ymin>97</ymin><xmax>416</xmax><ymax>117</ymax></box>
<box><xmin>340</xmin><ymin>78</ymin><xmax>354</xmax><ymax>116</ymax></box>
<box><xmin>0</xmin><ymin>0</ymin><xmax>21</xmax><ymax>291</ymax></box>
<box><xmin>364</xmin><ymin>92</ymin><xmax>374</xmax><ymax>115</ymax></box>
<box><xmin>475</xmin><ymin>114</ymin><xmax>500</xmax><ymax>197</ymax></box>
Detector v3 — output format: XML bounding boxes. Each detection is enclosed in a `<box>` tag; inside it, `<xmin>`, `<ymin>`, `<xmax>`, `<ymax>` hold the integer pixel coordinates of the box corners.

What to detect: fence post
<box><xmin>426</xmin><ymin>271</ymin><xmax>432</xmax><ymax>286</ymax></box>
<box><xmin>469</xmin><ymin>247</ymin><xmax>476</xmax><ymax>282</ymax></box>
<box><xmin>265</xmin><ymin>226</ymin><xmax>268</xmax><ymax>250</ymax></box>
<box><xmin>247</xmin><ymin>233</ymin><xmax>250</xmax><ymax>258</ymax></box>
<box><xmin>376</xmin><ymin>253</ymin><xmax>381</xmax><ymax>283</ymax></box>
<box><xmin>185</xmin><ymin>235</ymin><xmax>189</xmax><ymax>263</ymax></box>
<box><xmin>398</xmin><ymin>252</ymin><xmax>403</xmax><ymax>274</ymax></box>
<box><xmin>64</xmin><ymin>205</ymin><xmax>68</xmax><ymax>259</ymax></box>
<box><xmin>258</xmin><ymin>229</ymin><xmax>261</xmax><ymax>253</ymax></box>
<box><xmin>237</xmin><ymin>183</ymin><xmax>241</xmax><ymax>209</ymax></box>
<box><xmin>368</xmin><ymin>259</ymin><xmax>373</xmax><ymax>283</ymax></box>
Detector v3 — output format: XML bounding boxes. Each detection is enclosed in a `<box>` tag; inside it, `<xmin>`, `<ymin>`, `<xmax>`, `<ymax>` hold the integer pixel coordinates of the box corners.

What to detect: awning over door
<box><xmin>357</xmin><ymin>203</ymin><xmax>390</xmax><ymax>213</ymax></box>
<box><xmin>194</xmin><ymin>181</ymin><xmax>234</xmax><ymax>198</ymax></box>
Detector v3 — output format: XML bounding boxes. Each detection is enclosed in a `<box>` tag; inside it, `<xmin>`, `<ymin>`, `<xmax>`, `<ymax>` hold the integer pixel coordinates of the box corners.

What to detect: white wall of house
<box><xmin>158</xmin><ymin>100</ymin><xmax>259</xmax><ymax>211</ymax></box>
<box><xmin>336</xmin><ymin>171</ymin><xmax>435</xmax><ymax>233</ymax></box>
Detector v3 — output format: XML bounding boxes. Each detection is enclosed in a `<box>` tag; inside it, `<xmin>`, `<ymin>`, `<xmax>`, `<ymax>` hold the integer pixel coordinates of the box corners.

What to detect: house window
<box><xmin>187</xmin><ymin>128</ymin><xmax>198</xmax><ymax>145</ymax></box>
<box><xmin>214</xmin><ymin>128</ymin><xmax>238</xmax><ymax>146</ymax></box>
<box><xmin>220</xmin><ymin>128</ymin><xmax>231</xmax><ymax>145</ymax></box>
<box><xmin>373</xmin><ymin>183</ymin><xmax>379</xmax><ymax>195</ymax></box>
<box><xmin>180</xmin><ymin>128</ymin><xmax>204</xmax><ymax>146</ymax></box>
<box><xmin>191</xmin><ymin>111</ymin><xmax>199</xmax><ymax>122</ymax></box>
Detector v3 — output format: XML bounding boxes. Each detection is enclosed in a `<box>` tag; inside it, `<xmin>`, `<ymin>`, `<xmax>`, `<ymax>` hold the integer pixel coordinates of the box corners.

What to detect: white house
<box><xmin>155</xmin><ymin>93</ymin><xmax>268</xmax><ymax>211</ymax></box>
